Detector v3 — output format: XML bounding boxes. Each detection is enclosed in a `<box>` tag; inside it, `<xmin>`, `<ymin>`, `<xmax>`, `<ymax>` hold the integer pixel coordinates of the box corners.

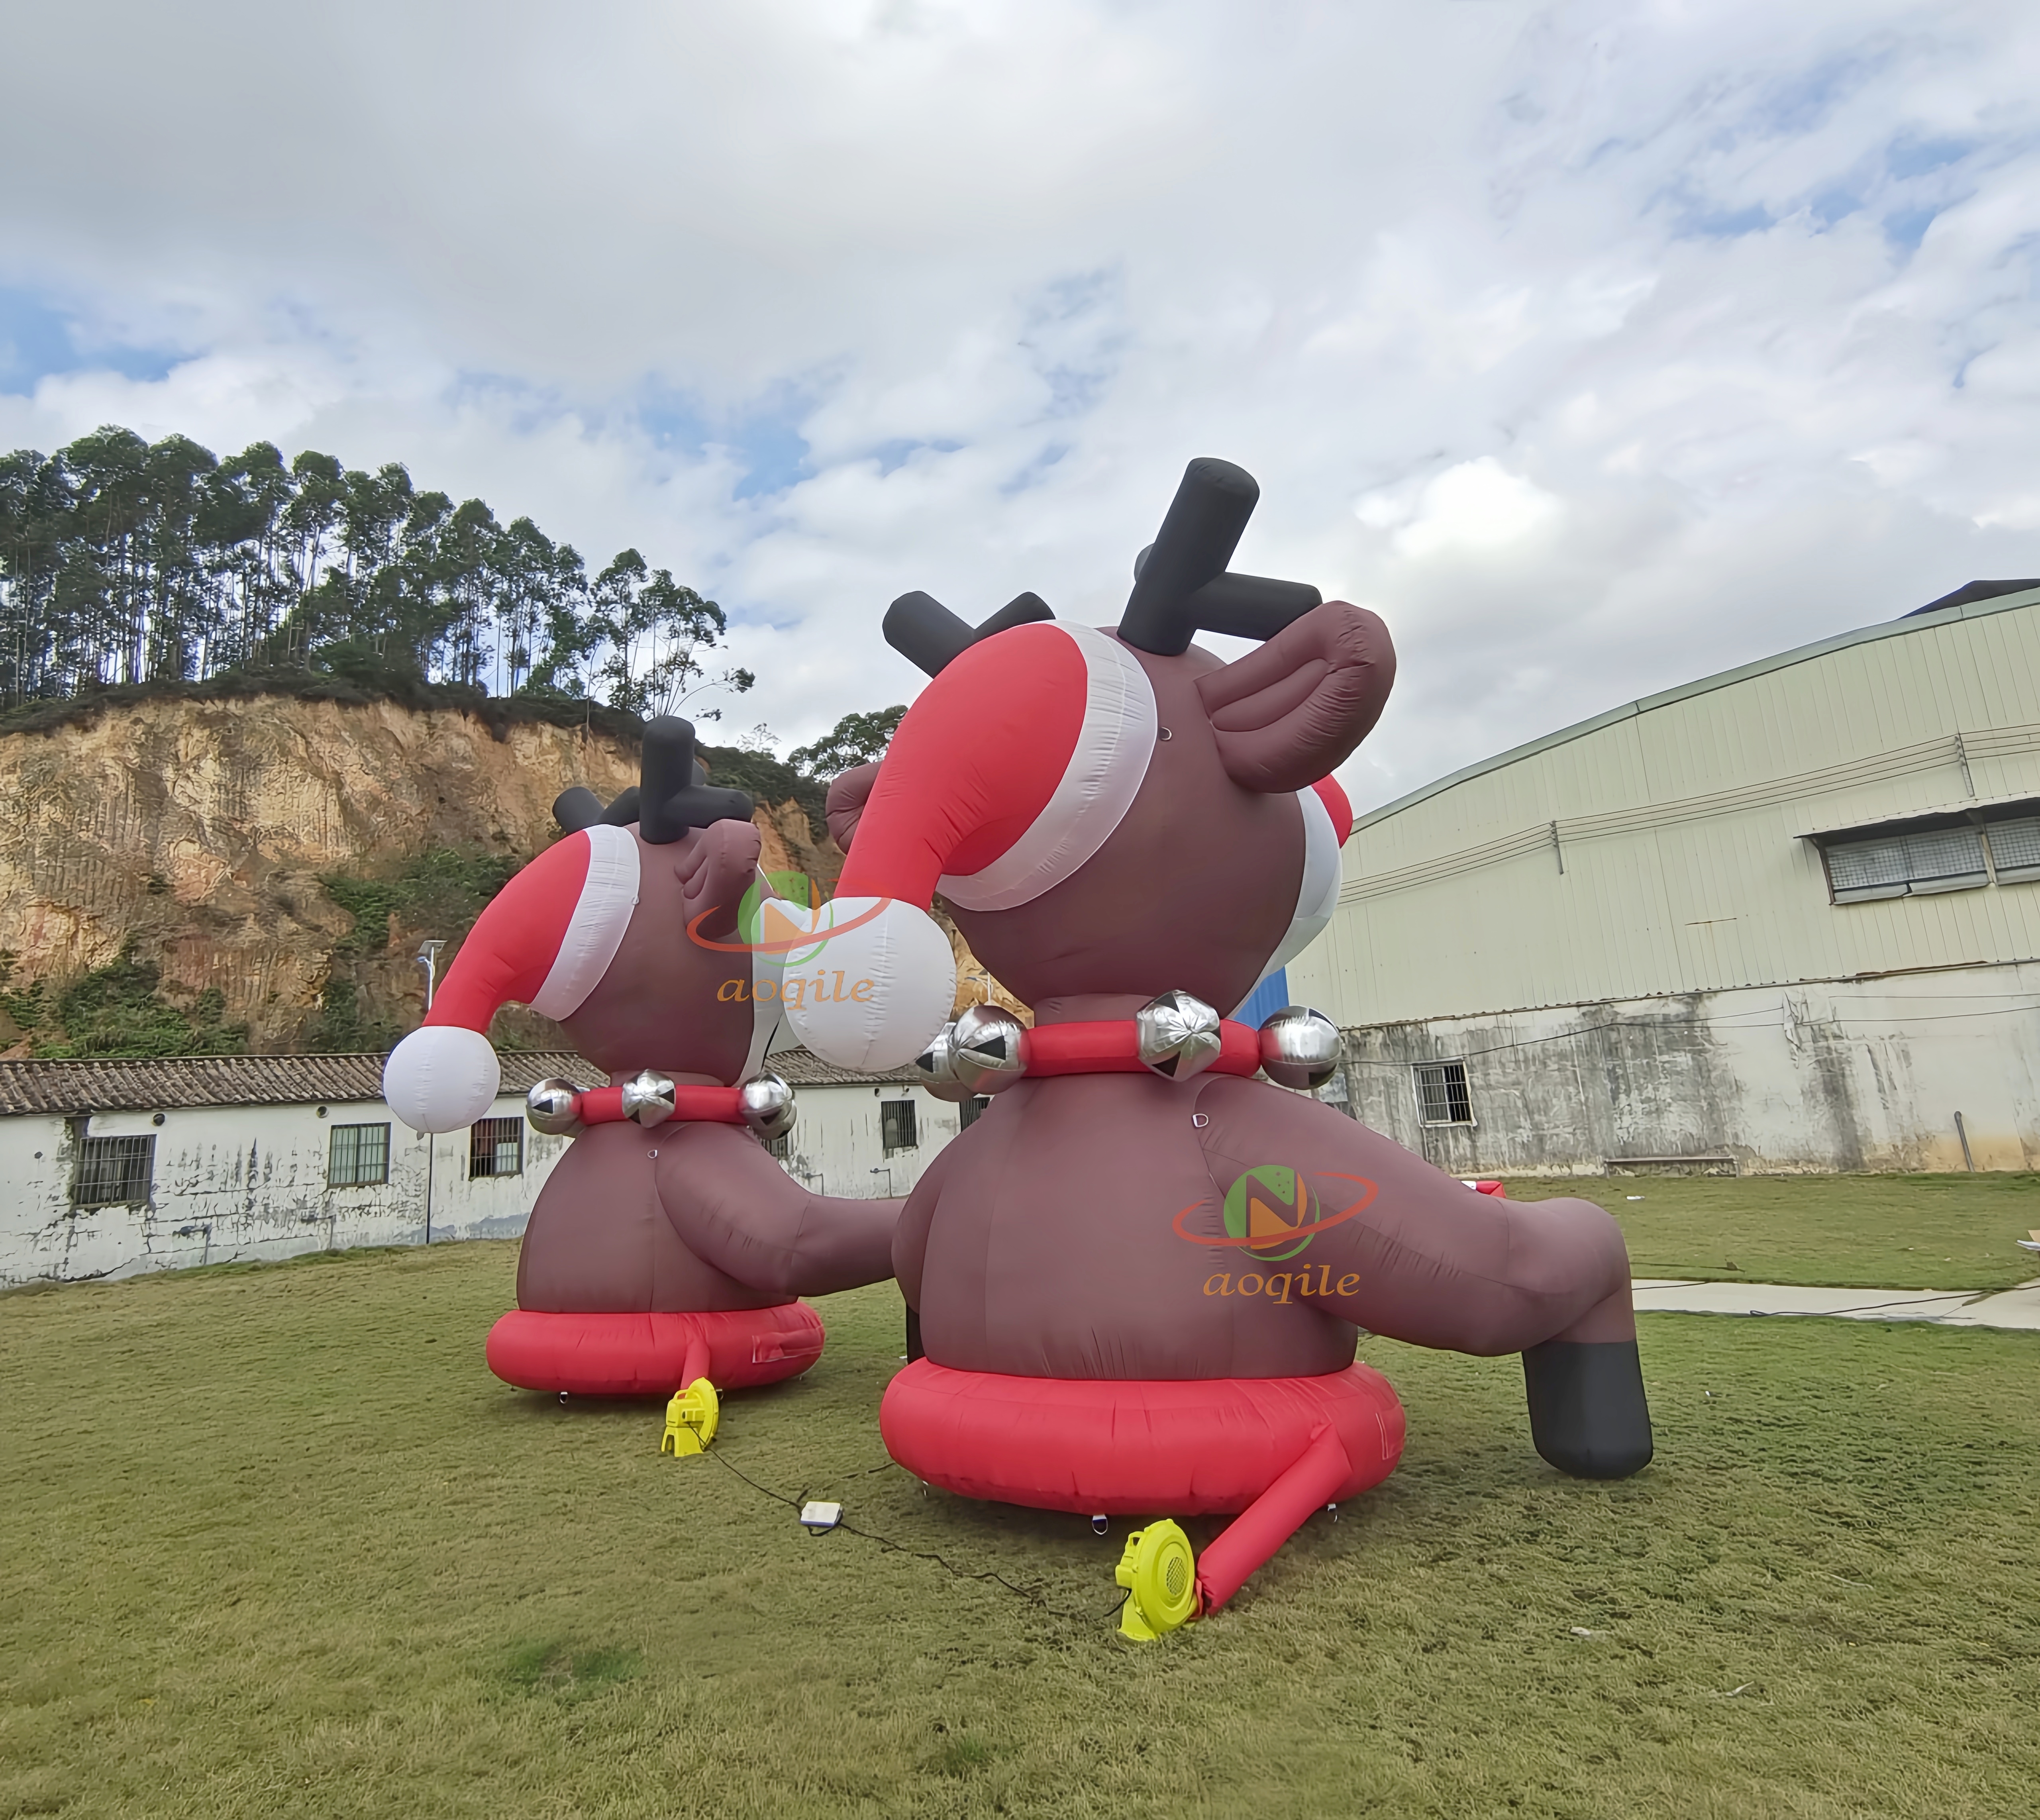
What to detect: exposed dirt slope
<box><xmin>0</xmin><ymin>696</ymin><xmax>859</xmax><ymax>1054</ymax></box>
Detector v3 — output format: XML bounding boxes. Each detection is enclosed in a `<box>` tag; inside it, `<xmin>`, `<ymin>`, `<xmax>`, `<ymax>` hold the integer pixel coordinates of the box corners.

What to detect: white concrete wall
<box><xmin>0</xmin><ymin>1093</ymin><xmax>567</xmax><ymax>1289</ymax></box>
<box><xmin>0</xmin><ymin>1077</ymin><xmax>977</xmax><ymax>1287</ymax></box>
<box><xmin>1330</xmin><ymin>959</ymin><xmax>2040</xmax><ymax>1177</ymax></box>
<box><xmin>769</xmin><ymin>1081</ymin><xmax>971</xmax><ymax>1201</ymax></box>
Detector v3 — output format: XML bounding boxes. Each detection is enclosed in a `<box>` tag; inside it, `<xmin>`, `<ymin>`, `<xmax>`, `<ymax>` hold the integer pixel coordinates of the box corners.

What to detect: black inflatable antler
<box><xmin>1116</xmin><ymin>458</ymin><xmax>1322</xmax><ymax>656</ymax></box>
<box><xmin>550</xmin><ymin>716</ymin><xmax>753</xmax><ymax>842</ymax></box>
<box><xmin>883</xmin><ymin>590</ymin><xmax>1055</xmax><ymax>678</ymax></box>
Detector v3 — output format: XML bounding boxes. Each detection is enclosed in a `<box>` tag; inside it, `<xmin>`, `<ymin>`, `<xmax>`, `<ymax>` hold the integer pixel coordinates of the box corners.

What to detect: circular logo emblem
<box><xmin>1221</xmin><ymin>1163</ymin><xmax>1321</xmax><ymax>1262</ymax></box>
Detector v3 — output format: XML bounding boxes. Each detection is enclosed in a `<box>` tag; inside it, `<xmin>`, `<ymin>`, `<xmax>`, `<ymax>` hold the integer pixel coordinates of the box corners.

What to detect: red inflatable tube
<box><xmin>1022</xmin><ymin>1019</ymin><xmax>1262</xmax><ymax>1079</ymax></box>
<box><xmin>485</xmin><ymin>1302</ymin><xmax>824</xmax><ymax>1396</ymax></box>
<box><xmin>574</xmin><ymin>1083</ymin><xmax>747</xmax><ymax>1126</ymax></box>
<box><xmin>880</xmin><ymin>1359</ymin><xmax>1405</xmax><ymax>1516</ymax></box>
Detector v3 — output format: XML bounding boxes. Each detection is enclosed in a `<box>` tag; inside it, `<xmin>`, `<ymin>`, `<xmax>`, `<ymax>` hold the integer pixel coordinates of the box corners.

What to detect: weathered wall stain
<box><xmin>1336</xmin><ymin>965</ymin><xmax>2040</xmax><ymax>1175</ymax></box>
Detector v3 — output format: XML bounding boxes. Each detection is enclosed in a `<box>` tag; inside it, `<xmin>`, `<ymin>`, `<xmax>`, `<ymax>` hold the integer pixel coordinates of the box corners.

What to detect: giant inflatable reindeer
<box><xmin>775</xmin><ymin>459</ymin><xmax>1652</xmax><ymax>1638</ymax></box>
<box><xmin>381</xmin><ymin>719</ymin><xmax>899</xmax><ymax>1443</ymax></box>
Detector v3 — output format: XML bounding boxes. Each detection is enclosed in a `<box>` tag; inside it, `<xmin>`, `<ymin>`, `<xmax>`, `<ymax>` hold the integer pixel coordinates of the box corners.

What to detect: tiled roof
<box><xmin>0</xmin><ymin>1052</ymin><xmax>602</xmax><ymax>1118</ymax></box>
<box><xmin>0</xmin><ymin>1047</ymin><xmax>914</xmax><ymax>1117</ymax></box>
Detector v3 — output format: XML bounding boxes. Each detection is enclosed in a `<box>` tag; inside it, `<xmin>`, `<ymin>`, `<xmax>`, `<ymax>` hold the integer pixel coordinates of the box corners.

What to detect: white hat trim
<box><xmin>1241</xmin><ymin>784</ymin><xmax>1344</xmax><ymax>1004</ymax></box>
<box><xmin>530</xmin><ymin>824</ymin><xmax>641</xmax><ymax>1019</ymax></box>
<box><xmin>937</xmin><ymin>622</ymin><xmax>1157</xmax><ymax>912</ymax></box>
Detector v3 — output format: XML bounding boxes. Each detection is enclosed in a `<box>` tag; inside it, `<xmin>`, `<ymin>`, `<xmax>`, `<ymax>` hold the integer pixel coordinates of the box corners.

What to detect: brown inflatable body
<box><xmin>838</xmin><ymin>462</ymin><xmax>1650</xmax><ymax>1563</ymax></box>
<box><xmin>484</xmin><ymin>809</ymin><xmax>902</xmax><ymax>1398</ymax></box>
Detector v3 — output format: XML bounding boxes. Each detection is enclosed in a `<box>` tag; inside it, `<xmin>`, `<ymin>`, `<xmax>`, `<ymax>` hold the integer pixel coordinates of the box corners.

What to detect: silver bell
<box><xmin>526</xmin><ymin>1077</ymin><xmax>584</xmax><ymax>1136</ymax></box>
<box><xmin>1136</xmin><ymin>989</ymin><xmax>1223</xmax><ymax>1081</ymax></box>
<box><xmin>620</xmin><ymin>1069</ymin><xmax>678</xmax><ymax>1127</ymax></box>
<box><xmin>909</xmin><ymin>1023</ymin><xmax>976</xmax><ymax>1103</ymax></box>
<box><xmin>949</xmin><ymin>1002</ymin><xmax>1028</xmax><ymax>1094</ymax></box>
<box><xmin>738</xmin><ymin>1070</ymin><xmax>797</xmax><ymax>1142</ymax></box>
<box><xmin>1258</xmin><ymin>1006</ymin><xmax>1342</xmax><ymax>1090</ymax></box>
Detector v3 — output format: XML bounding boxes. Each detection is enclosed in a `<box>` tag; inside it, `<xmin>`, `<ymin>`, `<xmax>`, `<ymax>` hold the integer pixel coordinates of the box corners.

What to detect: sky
<box><xmin>4</xmin><ymin>0</ymin><xmax>2040</xmax><ymax>810</ymax></box>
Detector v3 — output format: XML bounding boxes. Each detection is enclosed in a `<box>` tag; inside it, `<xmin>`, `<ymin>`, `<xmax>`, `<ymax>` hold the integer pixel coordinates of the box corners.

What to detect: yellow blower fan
<box><xmin>1114</xmin><ymin>1520</ymin><xmax>1199</xmax><ymax>1641</ymax></box>
<box><xmin>661</xmin><ymin>1379</ymin><xmax>720</xmax><ymax>1456</ymax></box>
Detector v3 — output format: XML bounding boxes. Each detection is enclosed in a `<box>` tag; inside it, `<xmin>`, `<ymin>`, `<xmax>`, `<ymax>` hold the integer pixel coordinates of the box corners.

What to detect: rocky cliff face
<box><xmin>0</xmin><ymin>695</ymin><xmax>851</xmax><ymax>1055</ymax></box>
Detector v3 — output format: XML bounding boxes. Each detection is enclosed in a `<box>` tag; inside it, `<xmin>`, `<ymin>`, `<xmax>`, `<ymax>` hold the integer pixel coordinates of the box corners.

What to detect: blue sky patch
<box><xmin>0</xmin><ymin>285</ymin><xmax>183</xmax><ymax>393</ymax></box>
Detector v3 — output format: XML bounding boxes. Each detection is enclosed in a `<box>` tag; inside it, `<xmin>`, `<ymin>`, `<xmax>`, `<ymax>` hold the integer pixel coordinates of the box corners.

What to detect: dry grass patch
<box><xmin>1</xmin><ymin>1237</ymin><xmax>2034</xmax><ymax>1818</ymax></box>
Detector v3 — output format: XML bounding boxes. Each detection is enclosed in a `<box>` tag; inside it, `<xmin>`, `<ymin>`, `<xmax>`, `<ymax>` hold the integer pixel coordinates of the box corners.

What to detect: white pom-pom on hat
<box><xmin>775</xmin><ymin>895</ymin><xmax>957</xmax><ymax>1072</ymax></box>
<box><xmin>383</xmin><ymin>1025</ymin><xmax>502</xmax><ymax>1134</ymax></box>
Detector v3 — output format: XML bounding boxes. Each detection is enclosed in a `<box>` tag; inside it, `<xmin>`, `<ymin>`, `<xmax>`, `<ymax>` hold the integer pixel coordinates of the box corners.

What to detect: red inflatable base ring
<box><xmin>485</xmin><ymin>1303</ymin><xmax>824</xmax><ymax>1397</ymax></box>
<box><xmin>880</xmin><ymin>1359</ymin><xmax>1406</xmax><ymax>1517</ymax></box>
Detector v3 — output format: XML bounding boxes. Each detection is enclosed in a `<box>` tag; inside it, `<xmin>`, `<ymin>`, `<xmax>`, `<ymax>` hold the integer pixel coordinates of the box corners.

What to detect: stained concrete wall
<box><xmin>0</xmin><ymin>1093</ymin><xmax>569</xmax><ymax>1288</ymax></box>
<box><xmin>769</xmin><ymin>1083</ymin><xmax>972</xmax><ymax>1202</ymax></box>
<box><xmin>0</xmin><ymin>1079</ymin><xmax>972</xmax><ymax>1288</ymax></box>
<box><xmin>1324</xmin><ymin>960</ymin><xmax>2040</xmax><ymax>1177</ymax></box>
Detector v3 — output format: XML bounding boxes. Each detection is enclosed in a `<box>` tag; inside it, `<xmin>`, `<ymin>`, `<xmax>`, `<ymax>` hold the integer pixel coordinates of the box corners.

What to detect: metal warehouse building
<box><xmin>1290</xmin><ymin>582</ymin><xmax>2040</xmax><ymax>1178</ymax></box>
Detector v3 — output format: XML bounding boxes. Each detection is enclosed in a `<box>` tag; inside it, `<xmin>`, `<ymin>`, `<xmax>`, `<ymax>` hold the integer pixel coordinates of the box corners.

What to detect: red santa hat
<box><xmin>381</xmin><ymin>825</ymin><xmax>640</xmax><ymax>1131</ymax></box>
<box><xmin>777</xmin><ymin>621</ymin><xmax>1149</xmax><ymax>1069</ymax></box>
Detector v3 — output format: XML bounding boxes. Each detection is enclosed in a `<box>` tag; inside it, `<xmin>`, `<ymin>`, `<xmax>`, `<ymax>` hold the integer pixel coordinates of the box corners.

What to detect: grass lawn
<box><xmin>2</xmin><ymin>1242</ymin><xmax>2035</xmax><ymax>1819</ymax></box>
<box><xmin>1501</xmin><ymin>1171</ymin><xmax>2040</xmax><ymax>1290</ymax></box>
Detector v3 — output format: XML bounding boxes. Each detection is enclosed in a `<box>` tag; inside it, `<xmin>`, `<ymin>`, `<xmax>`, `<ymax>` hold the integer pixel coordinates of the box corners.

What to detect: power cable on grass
<box><xmin>703</xmin><ymin>1445</ymin><xmax>1073</xmax><ymax>1614</ymax></box>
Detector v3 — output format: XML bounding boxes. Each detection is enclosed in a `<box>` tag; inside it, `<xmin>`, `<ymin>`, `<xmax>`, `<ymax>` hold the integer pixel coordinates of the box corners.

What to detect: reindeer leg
<box><xmin>1522</xmin><ymin>1288</ymin><xmax>1652</xmax><ymax>1479</ymax></box>
<box><xmin>1195</xmin><ymin>1078</ymin><xmax>1656</xmax><ymax>1481</ymax></box>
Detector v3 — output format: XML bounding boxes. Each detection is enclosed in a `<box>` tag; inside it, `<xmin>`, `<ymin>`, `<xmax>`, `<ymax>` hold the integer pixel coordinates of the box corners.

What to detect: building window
<box><xmin>469</xmin><ymin>1117</ymin><xmax>524</xmax><ymax>1179</ymax></box>
<box><xmin>881</xmin><ymin>1100</ymin><xmax>918</xmax><ymax>1155</ymax></box>
<box><xmin>1984</xmin><ymin>816</ymin><xmax>2040</xmax><ymax>883</ymax></box>
<box><xmin>327</xmin><ymin>1122</ymin><xmax>390</xmax><ymax>1188</ymax></box>
<box><xmin>1826</xmin><ymin>826</ymin><xmax>1987</xmax><ymax>901</ymax></box>
<box><xmin>73</xmin><ymin>1134</ymin><xmax>154</xmax><ymax>1207</ymax></box>
<box><xmin>1413</xmin><ymin>1061</ymin><xmax>1474</xmax><ymax>1126</ymax></box>
<box><xmin>958</xmin><ymin>1095</ymin><xmax>991</xmax><ymax>1130</ymax></box>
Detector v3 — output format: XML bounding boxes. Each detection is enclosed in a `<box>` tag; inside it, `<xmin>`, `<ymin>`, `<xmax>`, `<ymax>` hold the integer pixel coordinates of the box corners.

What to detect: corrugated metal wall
<box><xmin>1294</xmin><ymin>592</ymin><xmax>2040</xmax><ymax>1028</ymax></box>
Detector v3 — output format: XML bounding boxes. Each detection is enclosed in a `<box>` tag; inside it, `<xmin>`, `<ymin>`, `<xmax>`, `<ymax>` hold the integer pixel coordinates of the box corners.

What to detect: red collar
<box><xmin>1021</xmin><ymin>1018</ymin><xmax>1262</xmax><ymax>1079</ymax></box>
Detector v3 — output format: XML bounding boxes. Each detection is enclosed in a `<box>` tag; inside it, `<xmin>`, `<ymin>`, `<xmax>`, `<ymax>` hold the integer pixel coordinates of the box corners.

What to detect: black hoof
<box><xmin>1522</xmin><ymin>1340</ymin><xmax>1654</xmax><ymax>1479</ymax></box>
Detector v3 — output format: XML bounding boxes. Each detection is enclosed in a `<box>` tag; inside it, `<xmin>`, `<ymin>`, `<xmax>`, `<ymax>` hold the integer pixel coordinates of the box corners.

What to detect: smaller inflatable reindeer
<box><xmin>778</xmin><ymin>458</ymin><xmax>1652</xmax><ymax>1638</ymax></box>
<box><xmin>381</xmin><ymin>719</ymin><xmax>899</xmax><ymax>1442</ymax></box>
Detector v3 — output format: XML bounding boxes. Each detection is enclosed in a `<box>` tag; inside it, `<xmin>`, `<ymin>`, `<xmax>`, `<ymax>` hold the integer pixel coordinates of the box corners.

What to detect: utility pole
<box><xmin>416</xmin><ymin>940</ymin><xmax>446</xmax><ymax>1243</ymax></box>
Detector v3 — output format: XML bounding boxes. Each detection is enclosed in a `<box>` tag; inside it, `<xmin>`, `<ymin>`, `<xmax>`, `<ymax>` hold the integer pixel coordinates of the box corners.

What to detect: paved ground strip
<box><xmin>1632</xmin><ymin>1276</ymin><xmax>2040</xmax><ymax>1329</ymax></box>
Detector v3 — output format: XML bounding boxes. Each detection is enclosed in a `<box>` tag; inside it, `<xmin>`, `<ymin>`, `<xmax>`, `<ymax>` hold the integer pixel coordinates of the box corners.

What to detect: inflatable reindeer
<box><xmin>775</xmin><ymin>458</ymin><xmax>1652</xmax><ymax>1638</ymax></box>
<box><xmin>380</xmin><ymin>719</ymin><xmax>899</xmax><ymax>1442</ymax></box>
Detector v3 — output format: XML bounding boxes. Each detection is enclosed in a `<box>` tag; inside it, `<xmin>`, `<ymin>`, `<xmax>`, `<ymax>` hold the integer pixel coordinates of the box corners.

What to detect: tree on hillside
<box><xmin>788</xmin><ymin>705</ymin><xmax>907</xmax><ymax>777</ymax></box>
<box><xmin>0</xmin><ymin>422</ymin><xmax>746</xmax><ymax>725</ymax></box>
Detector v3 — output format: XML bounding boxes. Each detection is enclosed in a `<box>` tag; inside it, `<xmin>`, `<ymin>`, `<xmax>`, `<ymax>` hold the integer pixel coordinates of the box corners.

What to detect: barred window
<box><xmin>327</xmin><ymin>1122</ymin><xmax>390</xmax><ymax>1188</ymax></box>
<box><xmin>958</xmin><ymin>1095</ymin><xmax>991</xmax><ymax>1130</ymax></box>
<box><xmin>1413</xmin><ymin>1061</ymin><xmax>1474</xmax><ymax>1126</ymax></box>
<box><xmin>469</xmin><ymin>1117</ymin><xmax>524</xmax><ymax>1179</ymax></box>
<box><xmin>1985</xmin><ymin>816</ymin><xmax>2040</xmax><ymax>883</ymax></box>
<box><xmin>74</xmin><ymin>1134</ymin><xmax>154</xmax><ymax>1208</ymax></box>
<box><xmin>881</xmin><ymin>1099</ymin><xmax>918</xmax><ymax>1155</ymax></box>
<box><xmin>1826</xmin><ymin>826</ymin><xmax>1987</xmax><ymax>901</ymax></box>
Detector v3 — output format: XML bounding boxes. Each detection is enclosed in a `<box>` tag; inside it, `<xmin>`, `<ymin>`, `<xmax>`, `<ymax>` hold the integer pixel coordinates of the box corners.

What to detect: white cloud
<box><xmin>1389</xmin><ymin>459</ymin><xmax>1563</xmax><ymax>558</ymax></box>
<box><xmin>2</xmin><ymin>0</ymin><xmax>2039</xmax><ymax>800</ymax></box>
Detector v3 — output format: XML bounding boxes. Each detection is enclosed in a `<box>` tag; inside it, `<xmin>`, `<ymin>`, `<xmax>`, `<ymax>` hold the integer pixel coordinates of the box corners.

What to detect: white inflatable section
<box><xmin>531</xmin><ymin>824</ymin><xmax>641</xmax><ymax>1018</ymax></box>
<box><xmin>779</xmin><ymin>896</ymin><xmax>957</xmax><ymax>1071</ymax></box>
<box><xmin>938</xmin><ymin>623</ymin><xmax>1157</xmax><ymax>912</ymax></box>
<box><xmin>382</xmin><ymin>1025</ymin><xmax>502</xmax><ymax>1134</ymax></box>
<box><xmin>1244</xmin><ymin>786</ymin><xmax>1344</xmax><ymax>1002</ymax></box>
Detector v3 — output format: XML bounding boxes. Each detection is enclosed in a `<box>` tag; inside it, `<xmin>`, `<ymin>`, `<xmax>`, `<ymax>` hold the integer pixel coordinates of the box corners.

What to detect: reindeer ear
<box><xmin>825</xmin><ymin>762</ymin><xmax>883</xmax><ymax>853</ymax></box>
<box><xmin>1195</xmin><ymin>602</ymin><xmax>1395</xmax><ymax>793</ymax></box>
<box><xmin>675</xmin><ymin>818</ymin><xmax>763</xmax><ymax>941</ymax></box>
